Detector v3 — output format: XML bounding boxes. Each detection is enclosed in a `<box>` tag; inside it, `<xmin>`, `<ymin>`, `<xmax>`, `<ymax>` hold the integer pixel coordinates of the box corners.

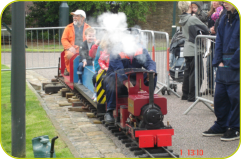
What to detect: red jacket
<box><xmin>98</xmin><ymin>50</ymin><xmax>110</xmax><ymax>70</ymax></box>
<box><xmin>89</xmin><ymin>44</ymin><xmax>99</xmax><ymax>58</ymax></box>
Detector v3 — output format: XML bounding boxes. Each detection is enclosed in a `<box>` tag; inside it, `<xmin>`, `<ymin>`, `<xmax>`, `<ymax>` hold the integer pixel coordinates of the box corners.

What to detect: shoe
<box><xmin>104</xmin><ymin>111</ymin><xmax>114</xmax><ymax>124</ymax></box>
<box><xmin>92</xmin><ymin>93</ymin><xmax>97</xmax><ymax>99</ymax></box>
<box><xmin>202</xmin><ymin>128</ymin><xmax>224</xmax><ymax>137</ymax></box>
<box><xmin>188</xmin><ymin>99</ymin><xmax>195</xmax><ymax>102</ymax></box>
<box><xmin>221</xmin><ymin>128</ymin><xmax>240</xmax><ymax>141</ymax></box>
<box><xmin>78</xmin><ymin>80</ymin><xmax>82</xmax><ymax>85</ymax></box>
<box><xmin>64</xmin><ymin>68</ymin><xmax>69</xmax><ymax>76</ymax></box>
<box><xmin>181</xmin><ymin>96</ymin><xmax>188</xmax><ymax>100</ymax></box>
<box><xmin>93</xmin><ymin>97</ymin><xmax>97</xmax><ymax>102</ymax></box>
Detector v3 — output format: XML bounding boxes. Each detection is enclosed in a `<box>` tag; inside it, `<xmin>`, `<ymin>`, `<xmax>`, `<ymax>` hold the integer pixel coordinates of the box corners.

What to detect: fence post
<box><xmin>11</xmin><ymin>1</ymin><xmax>26</xmax><ymax>157</ymax></box>
<box><xmin>59</xmin><ymin>1</ymin><xmax>69</xmax><ymax>42</ymax></box>
<box><xmin>171</xmin><ymin>1</ymin><xmax>177</xmax><ymax>38</ymax></box>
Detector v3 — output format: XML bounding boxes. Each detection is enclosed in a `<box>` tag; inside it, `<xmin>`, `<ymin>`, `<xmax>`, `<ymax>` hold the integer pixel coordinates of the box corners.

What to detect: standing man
<box><xmin>61</xmin><ymin>9</ymin><xmax>91</xmax><ymax>75</ymax></box>
<box><xmin>202</xmin><ymin>2</ymin><xmax>240</xmax><ymax>141</ymax></box>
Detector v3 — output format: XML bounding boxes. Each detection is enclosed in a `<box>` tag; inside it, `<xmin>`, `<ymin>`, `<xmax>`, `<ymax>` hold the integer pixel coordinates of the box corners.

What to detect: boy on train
<box><xmin>77</xmin><ymin>27</ymin><xmax>96</xmax><ymax>84</ymax></box>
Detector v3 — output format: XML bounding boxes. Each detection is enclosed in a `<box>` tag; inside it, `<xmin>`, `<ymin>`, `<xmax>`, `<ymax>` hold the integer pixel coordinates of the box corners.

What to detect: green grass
<box><xmin>1</xmin><ymin>64</ymin><xmax>74</xmax><ymax>158</ymax></box>
<box><xmin>1</xmin><ymin>44</ymin><xmax>63</xmax><ymax>53</ymax></box>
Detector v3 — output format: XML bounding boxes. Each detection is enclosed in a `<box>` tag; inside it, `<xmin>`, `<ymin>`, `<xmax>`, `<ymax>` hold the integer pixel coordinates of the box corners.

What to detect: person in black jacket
<box><xmin>77</xmin><ymin>27</ymin><xmax>95</xmax><ymax>84</ymax></box>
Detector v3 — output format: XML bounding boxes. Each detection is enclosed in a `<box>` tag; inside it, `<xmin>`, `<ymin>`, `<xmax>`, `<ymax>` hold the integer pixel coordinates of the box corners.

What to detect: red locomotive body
<box><xmin>114</xmin><ymin>69</ymin><xmax>174</xmax><ymax>148</ymax></box>
<box><xmin>128</xmin><ymin>92</ymin><xmax>167</xmax><ymax>116</ymax></box>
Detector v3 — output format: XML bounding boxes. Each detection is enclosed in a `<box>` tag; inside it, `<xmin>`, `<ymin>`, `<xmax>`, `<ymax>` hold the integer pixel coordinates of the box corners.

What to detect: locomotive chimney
<box><xmin>149</xmin><ymin>72</ymin><xmax>154</xmax><ymax>108</ymax></box>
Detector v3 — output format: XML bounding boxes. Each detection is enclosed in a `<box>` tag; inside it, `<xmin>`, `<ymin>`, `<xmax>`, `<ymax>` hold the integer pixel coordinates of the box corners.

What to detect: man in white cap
<box><xmin>61</xmin><ymin>9</ymin><xmax>91</xmax><ymax>75</ymax></box>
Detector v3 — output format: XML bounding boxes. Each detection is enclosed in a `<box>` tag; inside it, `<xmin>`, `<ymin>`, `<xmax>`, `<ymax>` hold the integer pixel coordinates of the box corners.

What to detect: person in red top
<box><xmin>91</xmin><ymin>35</ymin><xmax>110</xmax><ymax>102</ymax></box>
<box><xmin>61</xmin><ymin>9</ymin><xmax>91</xmax><ymax>75</ymax></box>
<box><xmin>98</xmin><ymin>50</ymin><xmax>110</xmax><ymax>71</ymax></box>
<box><xmin>89</xmin><ymin>40</ymin><xmax>100</xmax><ymax>59</ymax></box>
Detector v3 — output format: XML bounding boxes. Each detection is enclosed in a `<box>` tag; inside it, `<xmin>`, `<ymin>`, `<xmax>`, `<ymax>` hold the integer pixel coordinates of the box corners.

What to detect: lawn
<box><xmin>1</xmin><ymin>64</ymin><xmax>74</xmax><ymax>158</ymax></box>
<box><xmin>1</xmin><ymin>43</ymin><xmax>63</xmax><ymax>53</ymax></box>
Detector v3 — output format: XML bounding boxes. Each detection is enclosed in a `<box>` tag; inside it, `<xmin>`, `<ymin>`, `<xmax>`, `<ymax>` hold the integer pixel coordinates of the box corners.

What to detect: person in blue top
<box><xmin>202</xmin><ymin>2</ymin><xmax>240</xmax><ymax>141</ymax></box>
<box><xmin>103</xmin><ymin>45</ymin><xmax>156</xmax><ymax>124</ymax></box>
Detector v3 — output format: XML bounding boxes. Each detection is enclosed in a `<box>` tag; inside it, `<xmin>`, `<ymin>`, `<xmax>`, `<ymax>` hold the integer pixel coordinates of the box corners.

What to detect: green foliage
<box><xmin>1</xmin><ymin>64</ymin><xmax>74</xmax><ymax>158</ymax></box>
<box><xmin>26</xmin><ymin>1</ymin><xmax>156</xmax><ymax>27</ymax></box>
<box><xmin>1</xmin><ymin>5</ymin><xmax>11</xmax><ymax>25</ymax></box>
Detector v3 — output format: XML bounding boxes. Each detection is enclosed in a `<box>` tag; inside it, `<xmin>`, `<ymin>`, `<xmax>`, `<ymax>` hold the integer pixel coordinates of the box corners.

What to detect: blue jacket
<box><xmin>107</xmin><ymin>48</ymin><xmax>156</xmax><ymax>83</ymax></box>
<box><xmin>94</xmin><ymin>46</ymin><xmax>102</xmax><ymax>72</ymax></box>
<box><xmin>213</xmin><ymin>11</ymin><xmax>240</xmax><ymax>70</ymax></box>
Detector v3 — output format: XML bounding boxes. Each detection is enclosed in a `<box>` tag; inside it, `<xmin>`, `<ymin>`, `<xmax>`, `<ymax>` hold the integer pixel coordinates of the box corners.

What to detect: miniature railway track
<box><xmin>101</xmin><ymin>122</ymin><xmax>179</xmax><ymax>158</ymax></box>
<box><xmin>56</xmin><ymin>76</ymin><xmax>179</xmax><ymax>158</ymax></box>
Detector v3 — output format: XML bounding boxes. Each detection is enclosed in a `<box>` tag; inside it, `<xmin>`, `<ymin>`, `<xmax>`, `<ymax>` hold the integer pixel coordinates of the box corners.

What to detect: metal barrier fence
<box><xmin>1</xmin><ymin>26</ymin><xmax>66</xmax><ymax>71</ymax></box>
<box><xmin>1</xmin><ymin>26</ymin><xmax>109</xmax><ymax>71</ymax></box>
<box><xmin>140</xmin><ymin>30</ymin><xmax>177</xmax><ymax>96</ymax></box>
<box><xmin>184</xmin><ymin>35</ymin><xmax>216</xmax><ymax>115</ymax></box>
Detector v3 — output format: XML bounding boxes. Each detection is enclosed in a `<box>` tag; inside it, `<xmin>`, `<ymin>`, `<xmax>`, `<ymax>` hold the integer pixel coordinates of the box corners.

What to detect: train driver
<box><xmin>61</xmin><ymin>9</ymin><xmax>91</xmax><ymax>75</ymax></box>
<box><xmin>103</xmin><ymin>46</ymin><xmax>157</xmax><ymax>124</ymax></box>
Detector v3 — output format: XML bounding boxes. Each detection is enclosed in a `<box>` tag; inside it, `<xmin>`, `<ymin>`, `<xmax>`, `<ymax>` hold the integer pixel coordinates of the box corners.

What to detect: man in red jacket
<box><xmin>61</xmin><ymin>9</ymin><xmax>91</xmax><ymax>75</ymax></box>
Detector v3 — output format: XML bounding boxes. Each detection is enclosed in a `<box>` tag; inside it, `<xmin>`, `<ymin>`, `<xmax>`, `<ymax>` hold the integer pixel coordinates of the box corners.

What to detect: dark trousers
<box><xmin>92</xmin><ymin>73</ymin><xmax>97</xmax><ymax>87</ymax></box>
<box><xmin>206</xmin><ymin>51</ymin><xmax>214</xmax><ymax>90</ymax></box>
<box><xmin>211</xmin><ymin>82</ymin><xmax>240</xmax><ymax>132</ymax></box>
<box><xmin>104</xmin><ymin>72</ymin><xmax>157</xmax><ymax>111</ymax></box>
<box><xmin>182</xmin><ymin>56</ymin><xmax>203</xmax><ymax>100</ymax></box>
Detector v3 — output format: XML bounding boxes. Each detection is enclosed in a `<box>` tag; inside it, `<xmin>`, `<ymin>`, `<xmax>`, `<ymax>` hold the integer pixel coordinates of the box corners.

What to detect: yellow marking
<box><xmin>96</xmin><ymin>80</ymin><xmax>102</xmax><ymax>91</ymax></box>
<box><xmin>98</xmin><ymin>89</ymin><xmax>105</xmax><ymax>100</ymax></box>
<box><xmin>100</xmin><ymin>96</ymin><xmax>106</xmax><ymax>104</ymax></box>
<box><xmin>96</xmin><ymin>70</ymin><xmax>104</xmax><ymax>81</ymax></box>
<box><xmin>128</xmin><ymin>98</ymin><xmax>134</xmax><ymax>114</ymax></box>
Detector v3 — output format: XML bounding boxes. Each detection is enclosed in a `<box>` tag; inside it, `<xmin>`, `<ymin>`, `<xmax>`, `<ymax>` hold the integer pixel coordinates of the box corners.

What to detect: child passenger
<box><xmin>77</xmin><ymin>27</ymin><xmax>96</xmax><ymax>84</ymax></box>
<box><xmin>91</xmin><ymin>34</ymin><xmax>110</xmax><ymax>102</ymax></box>
<box><xmin>98</xmin><ymin>49</ymin><xmax>110</xmax><ymax>72</ymax></box>
<box><xmin>191</xmin><ymin>1</ymin><xmax>207</xmax><ymax>23</ymax></box>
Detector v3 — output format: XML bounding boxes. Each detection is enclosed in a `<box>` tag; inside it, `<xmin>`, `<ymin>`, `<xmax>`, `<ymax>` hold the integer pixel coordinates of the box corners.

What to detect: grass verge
<box><xmin>1</xmin><ymin>64</ymin><xmax>74</xmax><ymax>158</ymax></box>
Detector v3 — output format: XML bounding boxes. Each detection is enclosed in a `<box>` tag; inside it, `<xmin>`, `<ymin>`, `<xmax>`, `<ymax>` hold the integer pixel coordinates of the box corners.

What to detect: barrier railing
<box><xmin>184</xmin><ymin>35</ymin><xmax>216</xmax><ymax>115</ymax></box>
<box><xmin>140</xmin><ymin>30</ymin><xmax>177</xmax><ymax>95</ymax></box>
<box><xmin>1</xmin><ymin>26</ymin><xmax>66</xmax><ymax>71</ymax></box>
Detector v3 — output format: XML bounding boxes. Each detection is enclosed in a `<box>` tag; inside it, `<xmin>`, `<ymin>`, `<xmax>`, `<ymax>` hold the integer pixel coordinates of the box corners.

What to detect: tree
<box><xmin>1</xmin><ymin>5</ymin><xmax>11</xmax><ymax>25</ymax></box>
<box><xmin>26</xmin><ymin>1</ymin><xmax>156</xmax><ymax>27</ymax></box>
